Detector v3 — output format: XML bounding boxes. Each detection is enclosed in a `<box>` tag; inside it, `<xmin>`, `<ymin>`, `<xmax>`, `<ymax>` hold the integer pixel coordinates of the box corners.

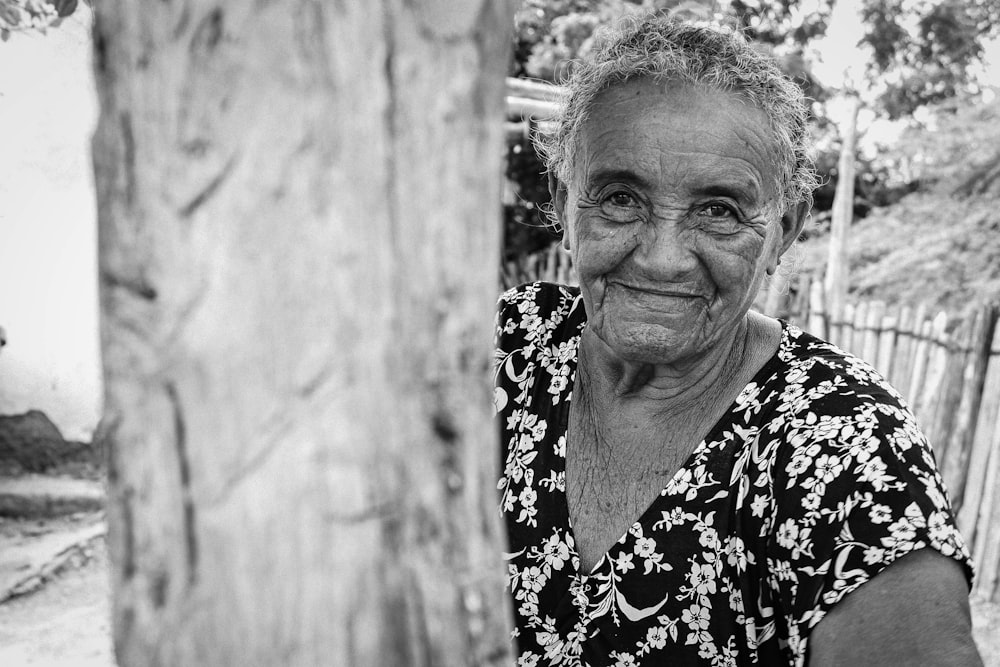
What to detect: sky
<box><xmin>0</xmin><ymin>6</ymin><xmax>99</xmax><ymax>440</ymax></box>
<box><xmin>811</xmin><ymin>1</ymin><xmax>1000</xmax><ymax>150</ymax></box>
<box><xmin>0</xmin><ymin>2</ymin><xmax>997</xmax><ymax>441</ymax></box>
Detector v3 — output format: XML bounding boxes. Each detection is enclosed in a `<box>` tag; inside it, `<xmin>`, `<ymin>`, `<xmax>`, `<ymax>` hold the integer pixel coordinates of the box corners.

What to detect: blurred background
<box><xmin>0</xmin><ymin>2</ymin><xmax>97</xmax><ymax>442</ymax></box>
<box><xmin>3</xmin><ymin>0</ymin><xmax>1000</xmax><ymax>443</ymax></box>
<box><xmin>501</xmin><ymin>0</ymin><xmax>1000</xmax><ymax>313</ymax></box>
<box><xmin>2</xmin><ymin>1</ymin><xmax>1000</xmax><ymax>664</ymax></box>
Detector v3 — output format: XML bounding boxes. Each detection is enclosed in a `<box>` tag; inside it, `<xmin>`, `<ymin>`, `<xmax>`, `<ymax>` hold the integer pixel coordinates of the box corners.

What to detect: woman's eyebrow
<box><xmin>583</xmin><ymin>167</ymin><xmax>654</xmax><ymax>190</ymax></box>
<box><xmin>689</xmin><ymin>178</ymin><xmax>763</xmax><ymax>204</ymax></box>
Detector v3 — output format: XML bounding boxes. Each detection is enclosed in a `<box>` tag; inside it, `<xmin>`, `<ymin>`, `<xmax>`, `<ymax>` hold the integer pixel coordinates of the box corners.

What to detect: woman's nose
<box><xmin>631</xmin><ymin>218</ymin><xmax>699</xmax><ymax>279</ymax></box>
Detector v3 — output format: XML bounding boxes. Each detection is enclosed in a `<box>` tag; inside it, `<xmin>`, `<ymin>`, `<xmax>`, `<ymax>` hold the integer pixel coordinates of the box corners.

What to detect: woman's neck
<box><xmin>577</xmin><ymin>312</ymin><xmax>778</xmax><ymax>414</ymax></box>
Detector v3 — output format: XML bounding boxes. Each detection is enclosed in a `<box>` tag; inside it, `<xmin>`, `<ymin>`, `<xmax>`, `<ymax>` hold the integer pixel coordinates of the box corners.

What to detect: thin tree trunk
<box><xmin>91</xmin><ymin>1</ymin><xmax>515</xmax><ymax>664</ymax></box>
<box><xmin>824</xmin><ymin>94</ymin><xmax>860</xmax><ymax>324</ymax></box>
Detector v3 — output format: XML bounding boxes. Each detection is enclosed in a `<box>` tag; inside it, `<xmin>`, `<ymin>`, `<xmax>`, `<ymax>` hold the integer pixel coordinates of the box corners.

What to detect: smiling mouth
<box><xmin>608</xmin><ymin>282</ymin><xmax>703</xmax><ymax>299</ymax></box>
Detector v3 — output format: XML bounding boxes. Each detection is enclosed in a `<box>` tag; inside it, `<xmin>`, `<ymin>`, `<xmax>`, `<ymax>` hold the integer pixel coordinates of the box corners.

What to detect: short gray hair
<box><xmin>535</xmin><ymin>14</ymin><xmax>818</xmax><ymax>213</ymax></box>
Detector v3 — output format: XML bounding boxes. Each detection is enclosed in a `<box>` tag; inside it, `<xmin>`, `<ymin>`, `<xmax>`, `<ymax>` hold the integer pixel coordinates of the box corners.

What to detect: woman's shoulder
<box><xmin>747</xmin><ymin>323</ymin><xmax>972</xmax><ymax>652</ymax></box>
<box><xmin>496</xmin><ymin>281</ymin><xmax>585</xmax><ymax>350</ymax></box>
<box><xmin>748</xmin><ymin>322</ymin><xmax>928</xmax><ymax>470</ymax></box>
<box><xmin>757</xmin><ymin>325</ymin><xmax>952</xmax><ymax>530</ymax></box>
<box><xmin>774</xmin><ymin>322</ymin><xmax>907</xmax><ymax>410</ymax></box>
<box><xmin>498</xmin><ymin>281</ymin><xmax>581</xmax><ymax>313</ymax></box>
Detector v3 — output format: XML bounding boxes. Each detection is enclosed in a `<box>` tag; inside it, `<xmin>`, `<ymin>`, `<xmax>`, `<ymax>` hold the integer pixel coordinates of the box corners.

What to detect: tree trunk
<box><xmin>91</xmin><ymin>1</ymin><xmax>515</xmax><ymax>665</ymax></box>
<box><xmin>824</xmin><ymin>94</ymin><xmax>860</xmax><ymax>327</ymax></box>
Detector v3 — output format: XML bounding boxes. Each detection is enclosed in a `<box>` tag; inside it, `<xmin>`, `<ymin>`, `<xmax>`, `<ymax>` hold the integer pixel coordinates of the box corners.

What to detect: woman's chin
<box><xmin>598</xmin><ymin>320</ymin><xmax>708</xmax><ymax>366</ymax></box>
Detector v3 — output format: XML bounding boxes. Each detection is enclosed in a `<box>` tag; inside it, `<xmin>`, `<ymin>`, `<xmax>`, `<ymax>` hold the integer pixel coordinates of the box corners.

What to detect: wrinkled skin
<box><xmin>552</xmin><ymin>77</ymin><xmax>983</xmax><ymax>667</ymax></box>
<box><xmin>552</xmin><ymin>78</ymin><xmax>805</xmax><ymax>373</ymax></box>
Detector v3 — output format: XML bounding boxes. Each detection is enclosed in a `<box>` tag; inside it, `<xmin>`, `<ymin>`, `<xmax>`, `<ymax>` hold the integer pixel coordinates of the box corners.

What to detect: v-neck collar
<box><xmin>556</xmin><ymin>307</ymin><xmax>790</xmax><ymax>579</ymax></box>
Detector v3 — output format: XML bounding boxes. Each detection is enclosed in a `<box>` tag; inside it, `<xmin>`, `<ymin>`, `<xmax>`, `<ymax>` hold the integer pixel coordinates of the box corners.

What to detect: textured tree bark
<box><xmin>823</xmin><ymin>94</ymin><xmax>859</xmax><ymax>324</ymax></box>
<box><xmin>92</xmin><ymin>1</ymin><xmax>514</xmax><ymax>664</ymax></box>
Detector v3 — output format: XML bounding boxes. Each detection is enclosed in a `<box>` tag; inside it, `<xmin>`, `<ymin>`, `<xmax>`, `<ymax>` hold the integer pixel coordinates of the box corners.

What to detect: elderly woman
<box><xmin>494</xmin><ymin>15</ymin><xmax>980</xmax><ymax>667</ymax></box>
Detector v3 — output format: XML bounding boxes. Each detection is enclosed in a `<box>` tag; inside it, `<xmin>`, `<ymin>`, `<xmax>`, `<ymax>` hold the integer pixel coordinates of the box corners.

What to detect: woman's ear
<box><xmin>768</xmin><ymin>201</ymin><xmax>809</xmax><ymax>274</ymax></box>
<box><xmin>548</xmin><ymin>172</ymin><xmax>570</xmax><ymax>251</ymax></box>
<box><xmin>778</xmin><ymin>201</ymin><xmax>810</xmax><ymax>254</ymax></box>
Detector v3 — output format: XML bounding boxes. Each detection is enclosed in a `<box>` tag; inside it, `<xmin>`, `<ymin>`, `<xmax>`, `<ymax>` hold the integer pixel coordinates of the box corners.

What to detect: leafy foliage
<box><xmin>0</xmin><ymin>0</ymin><xmax>79</xmax><ymax>40</ymax></box>
<box><xmin>887</xmin><ymin>94</ymin><xmax>1000</xmax><ymax>197</ymax></box>
<box><xmin>727</xmin><ymin>0</ymin><xmax>834</xmax><ymax>47</ymax></box>
<box><xmin>796</xmin><ymin>94</ymin><xmax>1000</xmax><ymax>318</ymax></box>
<box><xmin>503</xmin><ymin>0</ymin><xmax>1000</xmax><ymax>261</ymax></box>
<box><xmin>511</xmin><ymin>0</ymin><xmax>649</xmax><ymax>82</ymax></box>
<box><xmin>859</xmin><ymin>0</ymin><xmax>1000</xmax><ymax>118</ymax></box>
<box><xmin>503</xmin><ymin>0</ymin><xmax>838</xmax><ymax>259</ymax></box>
<box><xmin>504</xmin><ymin>134</ymin><xmax>560</xmax><ymax>260</ymax></box>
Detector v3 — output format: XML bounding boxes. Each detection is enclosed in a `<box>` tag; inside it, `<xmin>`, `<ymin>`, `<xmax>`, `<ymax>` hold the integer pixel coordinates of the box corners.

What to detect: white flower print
<box><xmin>612</xmin><ymin>652</ymin><xmax>638</xmax><ymax>667</ymax></box>
<box><xmin>521</xmin><ymin>566</ymin><xmax>547</xmax><ymax>594</ymax></box>
<box><xmin>538</xmin><ymin>531</ymin><xmax>571</xmax><ymax>572</ymax></box>
<box><xmin>735</xmin><ymin>382</ymin><xmax>763</xmax><ymax>409</ymax></box>
<box><xmin>770</xmin><ymin>558</ymin><xmax>795</xmax><ymax>582</ymax></box>
<box><xmin>615</xmin><ymin>552</ymin><xmax>636</xmax><ymax>574</ymax></box>
<box><xmin>813</xmin><ymin>454</ymin><xmax>844</xmax><ymax>483</ymax></box>
<box><xmin>724</xmin><ymin>536</ymin><xmax>753</xmax><ymax>573</ymax></box>
<box><xmin>863</xmin><ymin>546</ymin><xmax>885</xmax><ymax>565</ymax></box>
<box><xmin>786</xmin><ymin>450</ymin><xmax>812</xmax><ymax>477</ymax></box>
<box><xmin>685</xmin><ymin>561</ymin><xmax>718</xmax><ymax>596</ymax></box>
<box><xmin>846</xmin><ymin>434</ymin><xmax>879</xmax><ymax>462</ymax></box>
<box><xmin>681</xmin><ymin>602</ymin><xmax>712</xmax><ymax>643</ymax></box>
<box><xmin>776</xmin><ymin>519</ymin><xmax>799</xmax><ymax>550</ymax></box>
<box><xmin>634</xmin><ymin>537</ymin><xmax>657</xmax><ymax>559</ymax></box>
<box><xmin>869</xmin><ymin>503</ymin><xmax>892</xmax><ymax>524</ymax></box>
<box><xmin>496</xmin><ymin>285</ymin><xmax>971</xmax><ymax>667</ymax></box>
<box><xmin>518</xmin><ymin>652</ymin><xmax>541</xmax><ymax>667</ymax></box>
<box><xmin>858</xmin><ymin>456</ymin><xmax>895</xmax><ymax>492</ymax></box>
<box><xmin>802</xmin><ymin>492</ymin><xmax>822</xmax><ymax>511</ymax></box>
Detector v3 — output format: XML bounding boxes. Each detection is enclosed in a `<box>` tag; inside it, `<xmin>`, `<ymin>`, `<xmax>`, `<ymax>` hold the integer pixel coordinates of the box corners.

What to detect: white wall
<box><xmin>0</xmin><ymin>7</ymin><xmax>101</xmax><ymax>441</ymax></box>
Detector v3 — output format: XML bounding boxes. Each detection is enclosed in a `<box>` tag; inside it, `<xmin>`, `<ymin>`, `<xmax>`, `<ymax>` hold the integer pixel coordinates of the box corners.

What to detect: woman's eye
<box><xmin>597</xmin><ymin>189</ymin><xmax>642</xmax><ymax>223</ymax></box>
<box><xmin>606</xmin><ymin>191</ymin><xmax>638</xmax><ymax>208</ymax></box>
<box><xmin>701</xmin><ymin>203</ymin><xmax>735</xmax><ymax>218</ymax></box>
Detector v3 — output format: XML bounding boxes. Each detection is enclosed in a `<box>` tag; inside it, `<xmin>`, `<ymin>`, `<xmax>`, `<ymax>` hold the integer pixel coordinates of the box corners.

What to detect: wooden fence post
<box><xmin>807</xmin><ymin>278</ymin><xmax>826</xmax><ymax>340</ymax></box>
<box><xmin>848</xmin><ymin>301</ymin><xmax>867</xmax><ymax>357</ymax></box>
<box><xmin>890</xmin><ymin>305</ymin><xmax>916</xmax><ymax>399</ymax></box>
<box><xmin>861</xmin><ymin>300</ymin><xmax>883</xmax><ymax>366</ymax></box>
<box><xmin>940</xmin><ymin>307</ymin><xmax>995</xmax><ymax>511</ymax></box>
<box><xmin>93</xmin><ymin>1</ymin><xmax>516</xmax><ymax>664</ymax></box>
<box><xmin>933</xmin><ymin>318</ymin><xmax>973</xmax><ymax>476</ymax></box>
<box><xmin>875</xmin><ymin>306</ymin><xmax>897</xmax><ymax>380</ymax></box>
<box><xmin>971</xmin><ymin>319</ymin><xmax>1000</xmax><ymax>598</ymax></box>
<box><xmin>914</xmin><ymin>313</ymin><xmax>951</xmax><ymax>447</ymax></box>
<box><xmin>959</xmin><ymin>310</ymin><xmax>1000</xmax><ymax>539</ymax></box>
<box><xmin>823</xmin><ymin>94</ymin><xmax>860</xmax><ymax>325</ymax></box>
<box><xmin>908</xmin><ymin>306</ymin><xmax>933</xmax><ymax>409</ymax></box>
<box><xmin>839</xmin><ymin>301</ymin><xmax>851</xmax><ymax>352</ymax></box>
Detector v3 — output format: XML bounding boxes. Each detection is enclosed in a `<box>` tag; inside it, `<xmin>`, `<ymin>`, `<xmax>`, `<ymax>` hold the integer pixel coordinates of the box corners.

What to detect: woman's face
<box><xmin>554</xmin><ymin>78</ymin><xmax>806</xmax><ymax>366</ymax></box>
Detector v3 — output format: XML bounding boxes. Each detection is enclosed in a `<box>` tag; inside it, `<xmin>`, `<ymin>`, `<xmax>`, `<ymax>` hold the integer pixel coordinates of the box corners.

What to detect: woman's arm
<box><xmin>808</xmin><ymin>548</ymin><xmax>982</xmax><ymax>666</ymax></box>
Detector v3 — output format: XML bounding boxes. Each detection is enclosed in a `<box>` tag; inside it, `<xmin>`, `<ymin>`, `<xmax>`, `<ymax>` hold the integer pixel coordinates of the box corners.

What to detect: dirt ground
<box><xmin>0</xmin><ymin>538</ymin><xmax>113</xmax><ymax>666</ymax></box>
<box><xmin>0</xmin><ymin>527</ymin><xmax>998</xmax><ymax>666</ymax></box>
<box><xmin>974</xmin><ymin>594</ymin><xmax>1000</xmax><ymax>667</ymax></box>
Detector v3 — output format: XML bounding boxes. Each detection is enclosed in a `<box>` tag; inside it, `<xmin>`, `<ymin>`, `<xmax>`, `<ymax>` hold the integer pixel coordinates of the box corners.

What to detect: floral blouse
<box><xmin>494</xmin><ymin>282</ymin><xmax>972</xmax><ymax>667</ymax></box>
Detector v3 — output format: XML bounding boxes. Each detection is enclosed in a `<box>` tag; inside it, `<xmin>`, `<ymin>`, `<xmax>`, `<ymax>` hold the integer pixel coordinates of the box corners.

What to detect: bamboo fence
<box><xmin>501</xmin><ymin>242</ymin><xmax>578</xmax><ymax>290</ymax></box>
<box><xmin>504</xmin><ymin>77</ymin><xmax>562</xmax><ymax>142</ymax></box>
<box><xmin>504</xmin><ymin>251</ymin><xmax>1000</xmax><ymax>602</ymax></box>
<box><xmin>782</xmin><ymin>274</ymin><xmax>1000</xmax><ymax>602</ymax></box>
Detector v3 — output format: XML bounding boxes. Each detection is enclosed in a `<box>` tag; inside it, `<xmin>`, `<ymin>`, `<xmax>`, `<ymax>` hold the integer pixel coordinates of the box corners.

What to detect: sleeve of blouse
<box><xmin>494</xmin><ymin>288</ymin><xmax>516</xmax><ymax>417</ymax></box>
<box><xmin>493</xmin><ymin>285</ymin><xmax>538</xmax><ymax>426</ymax></box>
<box><xmin>764</xmin><ymin>358</ymin><xmax>973</xmax><ymax>656</ymax></box>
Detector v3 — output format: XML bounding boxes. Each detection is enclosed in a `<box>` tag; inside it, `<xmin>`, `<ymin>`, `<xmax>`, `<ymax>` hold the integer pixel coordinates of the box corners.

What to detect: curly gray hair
<box><xmin>535</xmin><ymin>14</ymin><xmax>818</xmax><ymax>214</ymax></box>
